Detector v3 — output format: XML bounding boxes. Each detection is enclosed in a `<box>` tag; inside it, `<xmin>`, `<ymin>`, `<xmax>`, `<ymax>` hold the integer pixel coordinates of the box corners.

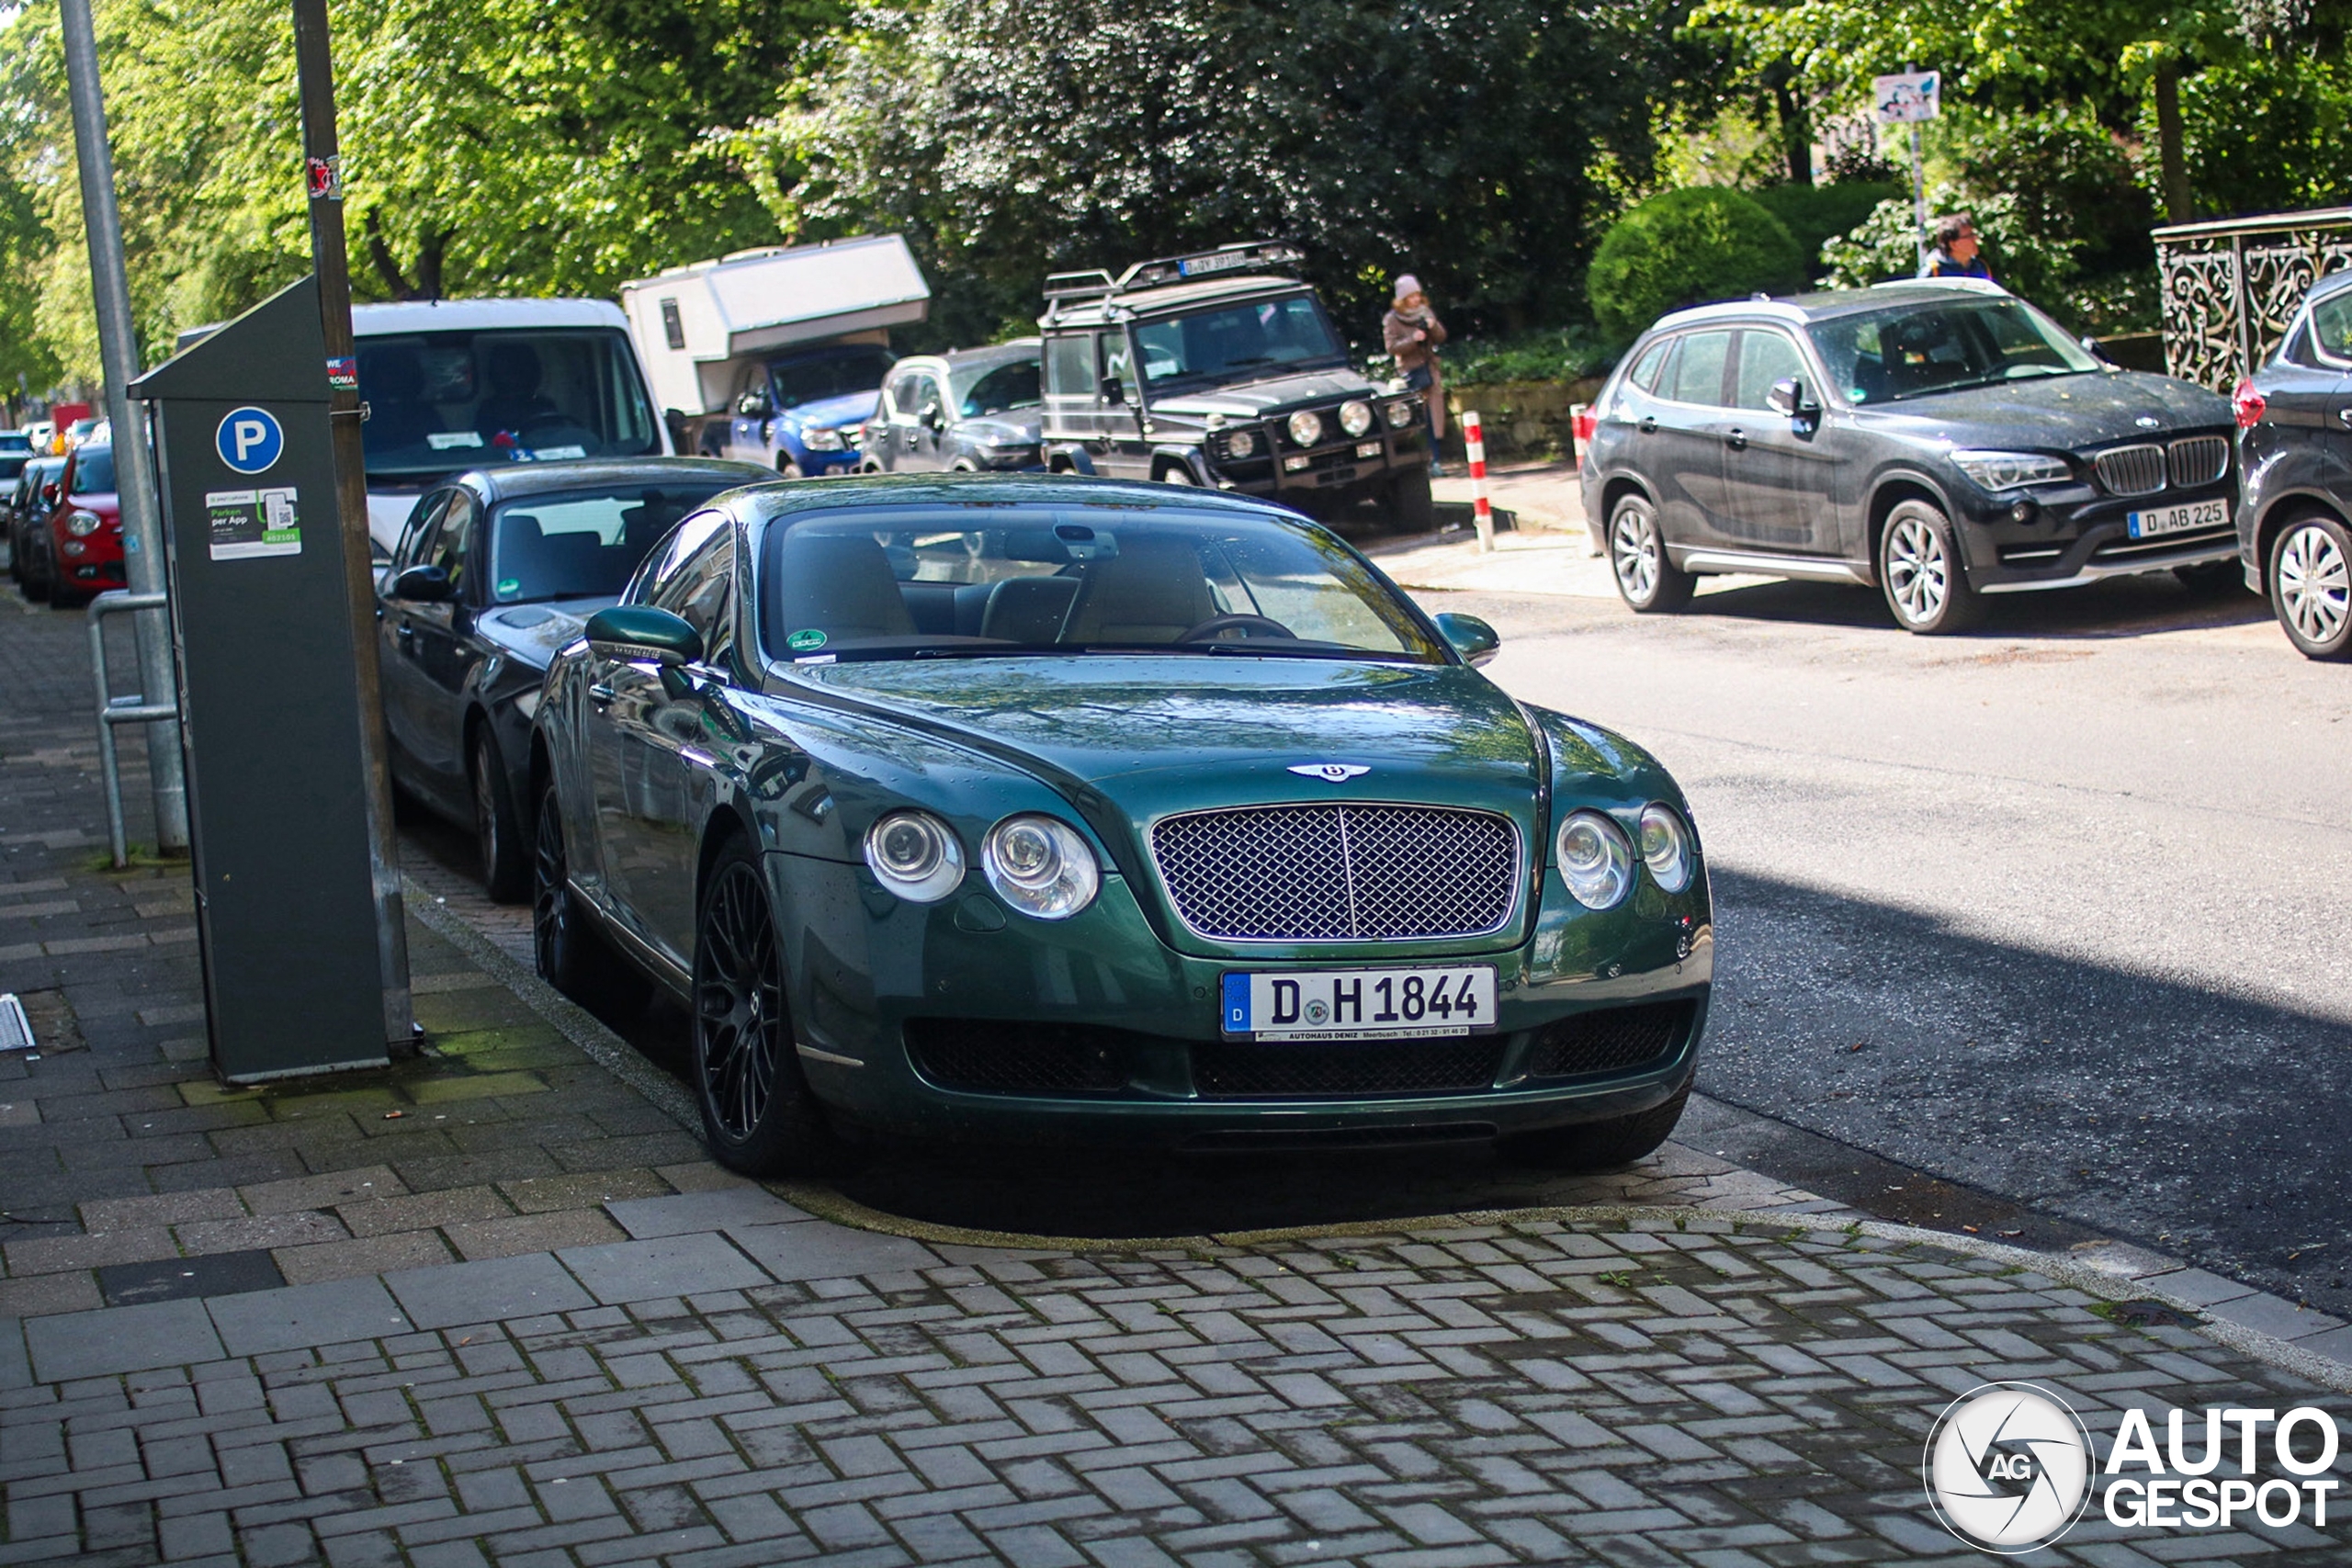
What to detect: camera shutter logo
<box><xmin>1924</xmin><ymin>1382</ymin><xmax>2093</xmax><ymax>1553</ymax></box>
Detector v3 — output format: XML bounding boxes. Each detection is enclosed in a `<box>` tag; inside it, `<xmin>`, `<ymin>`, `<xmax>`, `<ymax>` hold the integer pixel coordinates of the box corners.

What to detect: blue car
<box><xmin>706</xmin><ymin>343</ymin><xmax>893</xmax><ymax>478</ymax></box>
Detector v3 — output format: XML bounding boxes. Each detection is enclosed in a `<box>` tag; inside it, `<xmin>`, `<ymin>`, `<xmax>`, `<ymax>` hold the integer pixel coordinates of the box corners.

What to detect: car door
<box><xmin>1091</xmin><ymin>331</ymin><xmax>1152</xmax><ymax>479</ymax></box>
<box><xmin>1645</xmin><ymin>329</ymin><xmax>1743</xmax><ymax>548</ymax></box>
<box><xmin>379</xmin><ymin>490</ymin><xmax>456</xmax><ymax>794</ymax></box>
<box><xmin>879</xmin><ymin>371</ymin><xmax>922</xmax><ymax>472</ymax></box>
<box><xmin>903</xmin><ymin>371</ymin><xmax>949</xmax><ymax>472</ymax></box>
<box><xmin>585</xmin><ymin>510</ymin><xmax>733</xmax><ymax>964</ymax></box>
<box><xmin>1720</xmin><ymin>326</ymin><xmax>1839</xmax><ymax>554</ymax></box>
<box><xmin>397</xmin><ymin>489</ymin><xmax>483</xmax><ymax>802</ymax></box>
<box><xmin>727</xmin><ymin>366</ymin><xmax>775</xmax><ymax>464</ymax></box>
<box><xmin>2261</xmin><ymin>308</ymin><xmax>2352</xmax><ymax>475</ymax></box>
<box><xmin>1041</xmin><ymin>333</ymin><xmax>1095</xmax><ymax>461</ymax></box>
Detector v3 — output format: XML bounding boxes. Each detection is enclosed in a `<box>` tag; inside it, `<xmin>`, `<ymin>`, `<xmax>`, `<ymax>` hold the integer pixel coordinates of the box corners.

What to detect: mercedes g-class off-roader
<box><xmin>1038</xmin><ymin>243</ymin><xmax>1433</xmax><ymax>528</ymax></box>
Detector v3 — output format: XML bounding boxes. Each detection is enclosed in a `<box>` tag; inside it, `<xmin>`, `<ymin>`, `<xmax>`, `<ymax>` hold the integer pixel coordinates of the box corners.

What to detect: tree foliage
<box><xmin>753</xmin><ymin>0</ymin><xmax>1710</xmax><ymax>349</ymax></box>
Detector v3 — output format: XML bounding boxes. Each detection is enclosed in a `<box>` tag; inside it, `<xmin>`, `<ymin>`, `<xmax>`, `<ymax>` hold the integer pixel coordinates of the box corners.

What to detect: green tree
<box><xmin>1585</xmin><ymin>186</ymin><xmax>1804</xmax><ymax>340</ymax></box>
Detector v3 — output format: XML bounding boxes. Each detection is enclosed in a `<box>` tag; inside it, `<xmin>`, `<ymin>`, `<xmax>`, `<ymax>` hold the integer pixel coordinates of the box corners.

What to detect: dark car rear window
<box><xmin>67</xmin><ymin>447</ymin><xmax>115</xmax><ymax>493</ymax></box>
<box><xmin>488</xmin><ymin>482</ymin><xmax>743</xmax><ymax>604</ymax></box>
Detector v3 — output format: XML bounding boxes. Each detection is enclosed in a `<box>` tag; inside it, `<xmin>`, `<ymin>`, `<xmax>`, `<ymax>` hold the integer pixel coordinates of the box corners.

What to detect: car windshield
<box><xmin>755</xmin><ymin>505</ymin><xmax>1444</xmax><ymax>664</ymax></box>
<box><xmin>355</xmin><ymin>328</ymin><xmax>660</xmax><ymax>479</ymax></box>
<box><xmin>769</xmin><ymin>346</ymin><xmax>895</xmax><ymax>411</ymax></box>
<box><xmin>954</xmin><ymin>357</ymin><xmax>1042</xmax><ymax>417</ymax></box>
<box><xmin>1132</xmin><ymin>295</ymin><xmax>1348</xmax><ymax>390</ymax></box>
<box><xmin>1807</xmin><ymin>298</ymin><xmax>2099</xmax><ymax>404</ymax></box>
<box><xmin>66</xmin><ymin>447</ymin><xmax>116</xmax><ymax>493</ymax></box>
<box><xmin>489</xmin><ymin>482</ymin><xmax>742</xmax><ymax>604</ymax></box>
<box><xmin>0</xmin><ymin>434</ymin><xmax>28</xmax><ymax>454</ymax></box>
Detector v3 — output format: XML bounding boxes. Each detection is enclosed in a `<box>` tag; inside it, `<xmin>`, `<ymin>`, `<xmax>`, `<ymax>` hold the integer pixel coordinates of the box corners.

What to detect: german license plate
<box><xmin>1221</xmin><ymin>967</ymin><xmax>1498</xmax><ymax>1041</ymax></box>
<box><xmin>2127</xmin><ymin>498</ymin><xmax>2228</xmax><ymax>538</ymax></box>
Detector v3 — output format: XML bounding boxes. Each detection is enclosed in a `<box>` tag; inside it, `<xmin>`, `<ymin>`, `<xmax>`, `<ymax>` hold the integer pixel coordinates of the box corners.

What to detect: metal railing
<box><xmin>86</xmin><ymin>590</ymin><xmax>178</xmax><ymax>869</ymax></box>
<box><xmin>2154</xmin><ymin>206</ymin><xmax>2352</xmax><ymax>389</ymax></box>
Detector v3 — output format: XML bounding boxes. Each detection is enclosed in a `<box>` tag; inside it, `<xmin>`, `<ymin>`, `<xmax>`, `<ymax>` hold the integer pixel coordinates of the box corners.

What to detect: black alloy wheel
<box><xmin>1608</xmin><ymin>493</ymin><xmax>1693</xmax><ymax>613</ymax></box>
<box><xmin>471</xmin><ymin>730</ymin><xmax>530</xmax><ymax>904</ymax></box>
<box><xmin>692</xmin><ymin>838</ymin><xmax>841</xmax><ymax>1175</ymax></box>
<box><xmin>532</xmin><ymin>776</ymin><xmax>647</xmax><ymax>1015</ymax></box>
<box><xmin>1500</xmin><ymin>1082</ymin><xmax>1691</xmax><ymax>1171</ymax></box>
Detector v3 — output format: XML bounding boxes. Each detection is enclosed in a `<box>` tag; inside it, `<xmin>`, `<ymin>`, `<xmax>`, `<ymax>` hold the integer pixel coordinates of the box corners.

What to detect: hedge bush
<box><xmin>1750</xmin><ymin>180</ymin><xmax>1905</xmax><ymax>276</ymax></box>
<box><xmin>1586</xmin><ymin>186</ymin><xmax>1804</xmax><ymax>342</ymax></box>
<box><xmin>1442</xmin><ymin>325</ymin><xmax>1613</xmax><ymax>387</ymax></box>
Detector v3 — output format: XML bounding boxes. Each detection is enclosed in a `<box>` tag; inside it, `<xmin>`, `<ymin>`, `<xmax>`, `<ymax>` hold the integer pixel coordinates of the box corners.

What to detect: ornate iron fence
<box><xmin>2154</xmin><ymin>207</ymin><xmax>2352</xmax><ymax>389</ymax></box>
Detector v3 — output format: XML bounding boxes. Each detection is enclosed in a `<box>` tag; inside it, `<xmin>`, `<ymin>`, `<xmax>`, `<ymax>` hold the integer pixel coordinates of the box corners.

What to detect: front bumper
<box><xmin>1210</xmin><ymin>429</ymin><xmax>1427</xmax><ymax>502</ymax></box>
<box><xmin>771</xmin><ymin>851</ymin><xmax>1712</xmax><ymax>1150</ymax></box>
<box><xmin>1956</xmin><ymin>480</ymin><xmax>2237</xmax><ymax>592</ymax></box>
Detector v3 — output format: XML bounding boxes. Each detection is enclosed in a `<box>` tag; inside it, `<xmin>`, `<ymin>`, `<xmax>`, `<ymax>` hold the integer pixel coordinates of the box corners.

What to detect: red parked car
<box><xmin>19</xmin><ymin>444</ymin><xmax>122</xmax><ymax>608</ymax></box>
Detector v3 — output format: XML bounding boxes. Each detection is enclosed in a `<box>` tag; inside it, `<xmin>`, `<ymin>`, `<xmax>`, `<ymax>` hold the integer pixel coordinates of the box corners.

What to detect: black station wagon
<box><xmin>1580</xmin><ymin>281</ymin><xmax>2239</xmax><ymax>634</ymax></box>
<box><xmin>2232</xmin><ymin>270</ymin><xmax>2352</xmax><ymax>660</ymax></box>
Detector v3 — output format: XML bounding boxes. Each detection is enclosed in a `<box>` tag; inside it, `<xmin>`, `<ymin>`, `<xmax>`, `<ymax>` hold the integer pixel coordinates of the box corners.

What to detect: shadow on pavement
<box><xmin>1680</xmin><ymin>570</ymin><xmax>2272</xmax><ymax>638</ymax></box>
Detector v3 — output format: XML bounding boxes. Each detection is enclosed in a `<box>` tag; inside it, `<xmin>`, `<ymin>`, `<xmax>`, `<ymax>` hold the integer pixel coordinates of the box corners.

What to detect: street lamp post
<box><xmin>56</xmin><ymin>0</ymin><xmax>187</xmax><ymax>855</ymax></box>
<box><xmin>291</xmin><ymin>0</ymin><xmax>413</xmax><ymax>1050</ymax></box>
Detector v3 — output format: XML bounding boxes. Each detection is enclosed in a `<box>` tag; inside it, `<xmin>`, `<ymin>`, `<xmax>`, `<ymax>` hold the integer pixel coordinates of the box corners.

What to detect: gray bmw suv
<box><xmin>1580</xmin><ymin>281</ymin><xmax>2238</xmax><ymax>633</ymax></box>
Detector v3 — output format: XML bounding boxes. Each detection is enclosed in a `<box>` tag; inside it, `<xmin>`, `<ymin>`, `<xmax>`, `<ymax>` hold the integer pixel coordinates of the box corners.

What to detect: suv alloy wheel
<box><xmin>1878</xmin><ymin>500</ymin><xmax>1983</xmax><ymax>635</ymax></box>
<box><xmin>1609</xmin><ymin>494</ymin><xmax>1693</xmax><ymax>613</ymax></box>
<box><xmin>2269</xmin><ymin>512</ymin><xmax>2352</xmax><ymax>660</ymax></box>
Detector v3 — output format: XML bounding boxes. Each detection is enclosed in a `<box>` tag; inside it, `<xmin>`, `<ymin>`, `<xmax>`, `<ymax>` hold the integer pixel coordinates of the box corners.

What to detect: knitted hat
<box><xmin>1394</xmin><ymin>274</ymin><xmax>1423</xmax><ymax>303</ymax></box>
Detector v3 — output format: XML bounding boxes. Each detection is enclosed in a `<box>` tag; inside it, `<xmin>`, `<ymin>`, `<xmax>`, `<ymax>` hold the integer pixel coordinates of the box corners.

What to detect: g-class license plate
<box><xmin>2127</xmin><ymin>498</ymin><xmax>2229</xmax><ymax>538</ymax></box>
<box><xmin>1221</xmin><ymin>967</ymin><xmax>1498</xmax><ymax>1042</ymax></box>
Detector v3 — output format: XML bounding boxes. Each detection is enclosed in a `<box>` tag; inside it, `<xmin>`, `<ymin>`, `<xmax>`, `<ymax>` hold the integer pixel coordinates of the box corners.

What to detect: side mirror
<box><xmin>1099</xmin><ymin>374</ymin><xmax>1125</xmax><ymax>406</ymax></box>
<box><xmin>737</xmin><ymin>389</ymin><xmax>775</xmax><ymax>419</ymax></box>
<box><xmin>391</xmin><ymin>563</ymin><xmax>453</xmax><ymax>602</ymax></box>
<box><xmin>919</xmin><ymin>401</ymin><xmax>944</xmax><ymax>430</ymax></box>
<box><xmin>1432</xmin><ymin>611</ymin><xmax>1500</xmax><ymax>668</ymax></box>
<box><xmin>584</xmin><ymin>605</ymin><xmax>703</xmax><ymax>668</ymax></box>
<box><xmin>1765</xmin><ymin>378</ymin><xmax>1816</xmax><ymax>418</ymax></box>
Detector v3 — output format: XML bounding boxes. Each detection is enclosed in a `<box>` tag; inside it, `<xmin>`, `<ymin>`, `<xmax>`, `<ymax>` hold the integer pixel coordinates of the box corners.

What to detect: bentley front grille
<box><xmin>2167</xmin><ymin>434</ymin><xmax>2230</xmax><ymax>488</ymax></box>
<box><xmin>1150</xmin><ymin>803</ymin><xmax>1519</xmax><ymax>942</ymax></box>
<box><xmin>2093</xmin><ymin>444</ymin><xmax>2166</xmax><ymax>497</ymax></box>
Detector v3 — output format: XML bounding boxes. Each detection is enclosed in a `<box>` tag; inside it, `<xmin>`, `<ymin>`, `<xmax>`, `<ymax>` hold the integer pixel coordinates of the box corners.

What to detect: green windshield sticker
<box><xmin>496</xmin><ymin>578</ymin><xmax>521</xmax><ymax>598</ymax></box>
<box><xmin>786</xmin><ymin>628</ymin><xmax>828</xmax><ymax>651</ymax></box>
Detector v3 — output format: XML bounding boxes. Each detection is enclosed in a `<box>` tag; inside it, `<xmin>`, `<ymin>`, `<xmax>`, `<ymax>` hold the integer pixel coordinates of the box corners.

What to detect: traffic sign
<box><xmin>214</xmin><ymin>406</ymin><xmax>285</xmax><ymax>474</ymax></box>
<box><xmin>1872</xmin><ymin>71</ymin><xmax>1940</xmax><ymax>123</ymax></box>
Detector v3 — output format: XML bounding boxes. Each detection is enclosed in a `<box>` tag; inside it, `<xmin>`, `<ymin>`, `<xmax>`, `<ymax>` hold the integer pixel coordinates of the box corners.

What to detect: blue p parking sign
<box><xmin>215</xmin><ymin>406</ymin><xmax>285</xmax><ymax>475</ymax></box>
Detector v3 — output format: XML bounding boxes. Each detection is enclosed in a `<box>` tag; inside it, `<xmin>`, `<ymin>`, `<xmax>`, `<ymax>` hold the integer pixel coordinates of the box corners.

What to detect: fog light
<box><xmin>1339</xmin><ymin>400</ymin><xmax>1375</xmax><ymax>438</ymax></box>
<box><xmin>2009</xmin><ymin>498</ymin><xmax>2037</xmax><ymax>524</ymax></box>
<box><xmin>1283</xmin><ymin>454</ymin><xmax>1311</xmax><ymax>472</ymax></box>
<box><xmin>61</xmin><ymin>539</ymin><xmax>85</xmax><ymax>558</ymax></box>
<box><xmin>1355</xmin><ymin>441</ymin><xmax>1382</xmax><ymax>458</ymax></box>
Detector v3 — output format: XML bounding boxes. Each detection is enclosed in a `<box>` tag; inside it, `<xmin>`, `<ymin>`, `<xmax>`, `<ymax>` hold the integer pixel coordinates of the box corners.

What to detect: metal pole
<box><xmin>292</xmin><ymin>0</ymin><xmax>413</xmax><ymax>1050</ymax></box>
<box><xmin>57</xmin><ymin>0</ymin><xmax>188</xmax><ymax>855</ymax></box>
<box><xmin>1910</xmin><ymin>123</ymin><xmax>1927</xmax><ymax>276</ymax></box>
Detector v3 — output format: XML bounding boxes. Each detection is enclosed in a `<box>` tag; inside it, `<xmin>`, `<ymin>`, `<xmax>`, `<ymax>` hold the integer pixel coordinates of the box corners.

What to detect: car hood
<box><xmin>796</xmin><ymin>656</ymin><xmax>1549</xmax><ymax>825</ymax></box>
<box><xmin>1855</xmin><ymin>369</ymin><xmax>2233</xmax><ymax>448</ymax></box>
<box><xmin>472</xmin><ymin>596</ymin><xmax>616</xmax><ymax>670</ymax></box>
<box><xmin>1148</xmin><ymin>367</ymin><xmax>1385</xmax><ymax>420</ymax></box>
<box><xmin>782</xmin><ymin>389</ymin><xmax>882</xmax><ymax>430</ymax></box>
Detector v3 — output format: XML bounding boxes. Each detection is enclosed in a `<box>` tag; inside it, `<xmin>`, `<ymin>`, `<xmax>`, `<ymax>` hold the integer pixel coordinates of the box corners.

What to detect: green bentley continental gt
<box><xmin>529</xmin><ymin>474</ymin><xmax>1711</xmax><ymax>1175</ymax></box>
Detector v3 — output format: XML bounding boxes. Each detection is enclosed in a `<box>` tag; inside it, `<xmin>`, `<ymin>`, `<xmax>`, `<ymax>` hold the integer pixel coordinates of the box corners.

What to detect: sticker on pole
<box><xmin>205</xmin><ymin>488</ymin><xmax>301</xmax><ymax>561</ymax></box>
<box><xmin>215</xmin><ymin>407</ymin><xmax>285</xmax><ymax>475</ymax></box>
<box><xmin>1872</xmin><ymin>71</ymin><xmax>1940</xmax><ymax>122</ymax></box>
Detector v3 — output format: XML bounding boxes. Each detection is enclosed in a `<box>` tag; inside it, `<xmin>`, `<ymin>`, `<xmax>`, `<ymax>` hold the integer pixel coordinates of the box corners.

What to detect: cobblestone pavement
<box><xmin>3</xmin><ymin>586</ymin><xmax>2351</xmax><ymax>1564</ymax></box>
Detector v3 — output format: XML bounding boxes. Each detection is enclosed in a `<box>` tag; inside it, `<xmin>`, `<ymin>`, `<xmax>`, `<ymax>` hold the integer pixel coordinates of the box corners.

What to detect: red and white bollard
<box><xmin>1462</xmin><ymin>409</ymin><xmax>1495</xmax><ymax>553</ymax></box>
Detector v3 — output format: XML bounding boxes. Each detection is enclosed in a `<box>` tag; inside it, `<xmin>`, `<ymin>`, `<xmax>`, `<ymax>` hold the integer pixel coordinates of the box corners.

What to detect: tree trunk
<box><xmin>2154</xmin><ymin>62</ymin><xmax>2192</xmax><ymax>223</ymax></box>
<box><xmin>1774</xmin><ymin>77</ymin><xmax>1814</xmax><ymax>186</ymax></box>
<box><xmin>362</xmin><ymin>209</ymin><xmax>456</xmax><ymax>301</ymax></box>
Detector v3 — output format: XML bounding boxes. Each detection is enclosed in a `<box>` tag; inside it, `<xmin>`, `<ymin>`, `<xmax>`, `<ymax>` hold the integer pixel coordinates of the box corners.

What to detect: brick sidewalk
<box><xmin>2</xmin><ymin>585</ymin><xmax>2349</xmax><ymax>1564</ymax></box>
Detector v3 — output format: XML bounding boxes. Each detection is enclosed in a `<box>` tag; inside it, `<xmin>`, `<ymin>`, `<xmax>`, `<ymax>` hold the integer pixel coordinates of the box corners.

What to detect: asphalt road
<box><xmin>1442</xmin><ymin>552</ymin><xmax>2352</xmax><ymax>1319</ymax></box>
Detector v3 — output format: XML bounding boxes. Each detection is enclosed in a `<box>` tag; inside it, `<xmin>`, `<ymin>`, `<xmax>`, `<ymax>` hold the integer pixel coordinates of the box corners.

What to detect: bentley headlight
<box><xmin>1385</xmin><ymin>400</ymin><xmax>1415</xmax><ymax>429</ymax></box>
<box><xmin>1951</xmin><ymin>449</ymin><xmax>2070</xmax><ymax>491</ymax></box>
<box><xmin>1339</xmin><ymin>400</ymin><xmax>1375</xmax><ymax>438</ymax></box>
<box><xmin>864</xmin><ymin>809</ymin><xmax>965</xmax><ymax>902</ymax></box>
<box><xmin>1223</xmin><ymin>428</ymin><xmax>1259</xmax><ymax>459</ymax></box>
<box><xmin>981</xmin><ymin>815</ymin><xmax>1100</xmax><ymax>919</ymax></box>
<box><xmin>1286</xmin><ymin>410</ymin><xmax>1325</xmax><ymax>447</ymax></box>
<box><xmin>1555</xmin><ymin>809</ymin><xmax>1634</xmax><ymax>909</ymax></box>
<box><xmin>803</xmin><ymin>425</ymin><xmax>846</xmax><ymax>452</ymax></box>
<box><xmin>65</xmin><ymin>510</ymin><xmax>101</xmax><ymax>536</ymax></box>
<box><xmin>1637</xmin><ymin>804</ymin><xmax>1693</xmax><ymax>894</ymax></box>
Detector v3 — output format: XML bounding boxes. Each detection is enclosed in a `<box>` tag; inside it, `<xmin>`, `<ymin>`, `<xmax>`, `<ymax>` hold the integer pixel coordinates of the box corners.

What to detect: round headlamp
<box><xmin>1224</xmin><ymin>429</ymin><xmax>1259</xmax><ymax>459</ymax></box>
<box><xmin>1286</xmin><ymin>410</ymin><xmax>1325</xmax><ymax>448</ymax></box>
<box><xmin>1384</xmin><ymin>400</ymin><xmax>1415</xmax><ymax>429</ymax></box>
<box><xmin>863</xmin><ymin>810</ymin><xmax>965</xmax><ymax>902</ymax></box>
<box><xmin>1339</xmin><ymin>400</ymin><xmax>1375</xmax><ymax>438</ymax></box>
<box><xmin>65</xmin><ymin>510</ymin><xmax>101</xmax><ymax>537</ymax></box>
<box><xmin>1637</xmin><ymin>804</ymin><xmax>1693</xmax><ymax>894</ymax></box>
<box><xmin>1555</xmin><ymin>809</ymin><xmax>1634</xmax><ymax>909</ymax></box>
<box><xmin>981</xmin><ymin>815</ymin><xmax>1101</xmax><ymax>919</ymax></box>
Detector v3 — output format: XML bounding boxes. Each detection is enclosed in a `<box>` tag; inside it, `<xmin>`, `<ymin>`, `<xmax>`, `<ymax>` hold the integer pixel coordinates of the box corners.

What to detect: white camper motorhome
<box><xmin>620</xmin><ymin>236</ymin><xmax>929</xmax><ymax>478</ymax></box>
<box><xmin>351</xmin><ymin>298</ymin><xmax>670</xmax><ymax>556</ymax></box>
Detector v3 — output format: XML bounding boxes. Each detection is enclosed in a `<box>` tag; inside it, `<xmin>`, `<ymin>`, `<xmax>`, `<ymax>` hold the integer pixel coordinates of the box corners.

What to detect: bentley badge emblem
<box><xmin>1289</xmin><ymin>762</ymin><xmax>1371</xmax><ymax>782</ymax></box>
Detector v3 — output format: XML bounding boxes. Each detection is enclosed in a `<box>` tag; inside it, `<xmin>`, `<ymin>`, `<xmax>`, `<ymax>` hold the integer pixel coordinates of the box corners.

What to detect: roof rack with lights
<box><xmin>1043</xmin><ymin>242</ymin><xmax>1305</xmax><ymax>303</ymax></box>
